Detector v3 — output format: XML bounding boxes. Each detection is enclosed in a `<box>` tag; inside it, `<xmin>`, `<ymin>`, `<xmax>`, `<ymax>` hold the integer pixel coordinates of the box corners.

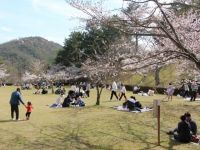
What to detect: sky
<box><xmin>0</xmin><ymin>0</ymin><xmax>124</xmax><ymax>45</ymax></box>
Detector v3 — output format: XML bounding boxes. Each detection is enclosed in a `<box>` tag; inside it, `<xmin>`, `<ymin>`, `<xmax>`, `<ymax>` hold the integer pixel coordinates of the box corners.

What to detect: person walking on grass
<box><xmin>183</xmin><ymin>82</ymin><xmax>190</xmax><ymax>98</ymax></box>
<box><xmin>25</xmin><ymin>101</ymin><xmax>33</xmax><ymax>120</ymax></box>
<box><xmin>119</xmin><ymin>84</ymin><xmax>127</xmax><ymax>101</ymax></box>
<box><xmin>110</xmin><ymin>81</ymin><xmax>118</xmax><ymax>100</ymax></box>
<box><xmin>9</xmin><ymin>88</ymin><xmax>25</xmax><ymax>121</ymax></box>
<box><xmin>190</xmin><ymin>81</ymin><xmax>198</xmax><ymax>101</ymax></box>
<box><xmin>163</xmin><ymin>83</ymin><xmax>175</xmax><ymax>102</ymax></box>
<box><xmin>167</xmin><ymin>83</ymin><xmax>175</xmax><ymax>101</ymax></box>
<box><xmin>85</xmin><ymin>83</ymin><xmax>91</xmax><ymax>97</ymax></box>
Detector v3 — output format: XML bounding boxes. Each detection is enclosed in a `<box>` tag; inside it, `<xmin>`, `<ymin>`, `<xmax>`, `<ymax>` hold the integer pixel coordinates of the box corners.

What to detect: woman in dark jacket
<box><xmin>174</xmin><ymin>115</ymin><xmax>191</xmax><ymax>143</ymax></box>
<box><xmin>62</xmin><ymin>90</ymin><xmax>74</xmax><ymax>107</ymax></box>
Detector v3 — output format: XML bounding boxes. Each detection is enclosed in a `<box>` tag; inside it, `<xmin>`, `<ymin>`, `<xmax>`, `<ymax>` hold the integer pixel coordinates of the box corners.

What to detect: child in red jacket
<box><xmin>25</xmin><ymin>101</ymin><xmax>33</xmax><ymax>120</ymax></box>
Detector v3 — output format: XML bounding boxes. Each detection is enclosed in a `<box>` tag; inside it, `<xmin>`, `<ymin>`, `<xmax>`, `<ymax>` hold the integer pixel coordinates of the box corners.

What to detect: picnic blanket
<box><xmin>49</xmin><ymin>103</ymin><xmax>62</xmax><ymax>108</ymax></box>
<box><xmin>113</xmin><ymin>106</ymin><xmax>152</xmax><ymax>113</ymax></box>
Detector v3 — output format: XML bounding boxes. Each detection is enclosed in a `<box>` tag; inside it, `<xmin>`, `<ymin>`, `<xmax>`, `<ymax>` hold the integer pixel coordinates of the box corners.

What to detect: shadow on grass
<box><xmin>95</xmin><ymin>119</ymin><xmax>187</xmax><ymax>150</ymax></box>
<box><xmin>98</xmin><ymin>127</ymin><xmax>163</xmax><ymax>150</ymax></box>
<box><xmin>0</xmin><ymin>119</ymin><xmax>26</xmax><ymax>123</ymax></box>
<box><xmin>103</xmin><ymin>100</ymin><xmax>120</xmax><ymax>103</ymax></box>
<box><xmin>167</xmin><ymin>135</ymin><xmax>182</xmax><ymax>150</ymax></box>
<box><xmin>0</xmin><ymin>119</ymin><xmax>14</xmax><ymax>123</ymax></box>
<box><xmin>0</xmin><ymin>119</ymin><xmax>192</xmax><ymax>150</ymax></box>
<box><xmin>20</xmin><ymin>122</ymin><xmax>119</xmax><ymax>150</ymax></box>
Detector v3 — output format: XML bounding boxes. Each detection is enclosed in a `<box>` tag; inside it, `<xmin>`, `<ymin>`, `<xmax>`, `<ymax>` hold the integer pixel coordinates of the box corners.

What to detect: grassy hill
<box><xmin>0</xmin><ymin>86</ymin><xmax>200</xmax><ymax>149</ymax></box>
<box><xmin>0</xmin><ymin>37</ymin><xmax>62</xmax><ymax>74</ymax></box>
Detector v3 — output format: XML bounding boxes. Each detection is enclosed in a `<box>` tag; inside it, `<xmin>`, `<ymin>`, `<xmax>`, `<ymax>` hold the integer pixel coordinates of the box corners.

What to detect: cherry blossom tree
<box><xmin>0</xmin><ymin>64</ymin><xmax>9</xmax><ymax>83</ymax></box>
<box><xmin>66</xmin><ymin>0</ymin><xmax>200</xmax><ymax>73</ymax></box>
<box><xmin>42</xmin><ymin>64</ymin><xmax>81</xmax><ymax>93</ymax></box>
<box><xmin>22</xmin><ymin>71</ymin><xmax>38</xmax><ymax>82</ymax></box>
<box><xmin>79</xmin><ymin>37</ymin><xmax>134</xmax><ymax>105</ymax></box>
<box><xmin>65</xmin><ymin>0</ymin><xmax>200</xmax><ymax>104</ymax></box>
<box><xmin>30</xmin><ymin>59</ymin><xmax>47</xmax><ymax>76</ymax></box>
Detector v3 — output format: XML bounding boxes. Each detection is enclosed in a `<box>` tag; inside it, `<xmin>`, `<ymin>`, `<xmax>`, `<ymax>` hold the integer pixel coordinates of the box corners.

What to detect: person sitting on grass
<box><xmin>123</xmin><ymin>96</ymin><xmax>143</xmax><ymax>111</ymax></box>
<box><xmin>148</xmin><ymin>89</ymin><xmax>155</xmax><ymax>96</ymax></box>
<box><xmin>41</xmin><ymin>87</ymin><xmax>48</xmax><ymax>94</ymax></box>
<box><xmin>184</xmin><ymin>112</ymin><xmax>200</xmax><ymax>143</ymax></box>
<box><xmin>34</xmin><ymin>88</ymin><xmax>41</xmax><ymax>94</ymax></box>
<box><xmin>173</xmin><ymin>115</ymin><xmax>191</xmax><ymax>143</ymax></box>
<box><xmin>80</xmin><ymin>87</ymin><xmax>87</xmax><ymax>98</ymax></box>
<box><xmin>133</xmin><ymin>85</ymin><xmax>140</xmax><ymax>94</ymax></box>
<box><xmin>71</xmin><ymin>95</ymin><xmax>85</xmax><ymax>107</ymax></box>
<box><xmin>50</xmin><ymin>92</ymin><xmax>65</xmax><ymax>108</ymax></box>
<box><xmin>184</xmin><ymin>112</ymin><xmax>197</xmax><ymax>136</ymax></box>
<box><xmin>62</xmin><ymin>90</ymin><xmax>74</xmax><ymax>107</ymax></box>
<box><xmin>168</xmin><ymin>112</ymin><xmax>198</xmax><ymax>142</ymax></box>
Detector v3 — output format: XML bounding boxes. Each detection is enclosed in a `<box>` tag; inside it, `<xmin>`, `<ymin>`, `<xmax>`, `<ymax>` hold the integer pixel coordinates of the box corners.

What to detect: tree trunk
<box><xmin>155</xmin><ymin>65</ymin><xmax>161</xmax><ymax>86</ymax></box>
<box><xmin>96</xmin><ymin>86</ymin><xmax>100</xmax><ymax>105</ymax></box>
<box><xmin>52</xmin><ymin>86</ymin><xmax>54</xmax><ymax>94</ymax></box>
<box><xmin>96</xmin><ymin>85</ymin><xmax>103</xmax><ymax>105</ymax></box>
<box><xmin>50</xmin><ymin>81</ymin><xmax>54</xmax><ymax>94</ymax></box>
<box><xmin>196</xmin><ymin>61</ymin><xmax>200</xmax><ymax>71</ymax></box>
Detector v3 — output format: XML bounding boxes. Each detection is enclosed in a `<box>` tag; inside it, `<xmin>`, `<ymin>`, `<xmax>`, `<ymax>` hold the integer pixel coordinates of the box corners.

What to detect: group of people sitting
<box><xmin>70</xmin><ymin>82</ymin><xmax>91</xmax><ymax>98</ymax></box>
<box><xmin>21</xmin><ymin>83</ymin><xmax>33</xmax><ymax>90</ymax></box>
<box><xmin>122</xmin><ymin>96</ymin><xmax>144</xmax><ymax>111</ymax></box>
<box><xmin>55</xmin><ymin>87</ymin><xmax>66</xmax><ymax>95</ymax></box>
<box><xmin>33</xmin><ymin>87</ymin><xmax>49</xmax><ymax>94</ymax></box>
<box><xmin>50</xmin><ymin>90</ymin><xmax>85</xmax><ymax>108</ymax></box>
<box><xmin>137</xmin><ymin>90</ymin><xmax>155</xmax><ymax>96</ymax></box>
<box><xmin>168</xmin><ymin>112</ymin><xmax>198</xmax><ymax>143</ymax></box>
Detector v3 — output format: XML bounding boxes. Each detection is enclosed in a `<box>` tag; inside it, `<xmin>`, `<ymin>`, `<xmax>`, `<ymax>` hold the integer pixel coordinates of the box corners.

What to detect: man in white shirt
<box><xmin>110</xmin><ymin>81</ymin><xmax>118</xmax><ymax>100</ymax></box>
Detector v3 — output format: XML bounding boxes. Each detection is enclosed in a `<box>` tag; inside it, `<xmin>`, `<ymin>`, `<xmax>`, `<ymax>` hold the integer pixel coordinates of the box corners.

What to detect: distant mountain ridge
<box><xmin>0</xmin><ymin>36</ymin><xmax>62</xmax><ymax>72</ymax></box>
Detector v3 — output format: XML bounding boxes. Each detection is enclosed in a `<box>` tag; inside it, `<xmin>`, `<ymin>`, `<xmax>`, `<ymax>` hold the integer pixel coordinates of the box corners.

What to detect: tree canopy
<box><xmin>55</xmin><ymin>22</ymin><xmax>121</xmax><ymax>67</ymax></box>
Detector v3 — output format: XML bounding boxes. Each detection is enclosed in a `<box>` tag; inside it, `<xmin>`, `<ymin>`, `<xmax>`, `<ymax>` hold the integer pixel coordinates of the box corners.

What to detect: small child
<box><xmin>25</xmin><ymin>101</ymin><xmax>33</xmax><ymax>120</ymax></box>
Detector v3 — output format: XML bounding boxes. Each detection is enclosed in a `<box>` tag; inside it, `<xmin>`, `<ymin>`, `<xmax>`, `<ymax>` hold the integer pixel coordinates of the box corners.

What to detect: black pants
<box><xmin>26</xmin><ymin>112</ymin><xmax>31</xmax><ymax>119</ymax></box>
<box><xmin>110</xmin><ymin>91</ymin><xmax>118</xmax><ymax>100</ymax></box>
<box><xmin>123</xmin><ymin>101</ymin><xmax>135</xmax><ymax>111</ymax></box>
<box><xmin>174</xmin><ymin>133</ymin><xmax>191</xmax><ymax>143</ymax></box>
<box><xmin>183</xmin><ymin>90</ymin><xmax>190</xmax><ymax>98</ymax></box>
<box><xmin>190</xmin><ymin>91</ymin><xmax>197</xmax><ymax>101</ymax></box>
<box><xmin>86</xmin><ymin>90</ymin><xmax>90</xmax><ymax>97</ymax></box>
<box><xmin>11</xmin><ymin>104</ymin><xmax>19</xmax><ymax>120</ymax></box>
<box><xmin>119</xmin><ymin>93</ymin><xmax>127</xmax><ymax>100</ymax></box>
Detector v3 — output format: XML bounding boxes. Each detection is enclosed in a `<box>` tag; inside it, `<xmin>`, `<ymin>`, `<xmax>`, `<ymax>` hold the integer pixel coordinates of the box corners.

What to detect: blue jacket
<box><xmin>10</xmin><ymin>91</ymin><xmax>24</xmax><ymax>105</ymax></box>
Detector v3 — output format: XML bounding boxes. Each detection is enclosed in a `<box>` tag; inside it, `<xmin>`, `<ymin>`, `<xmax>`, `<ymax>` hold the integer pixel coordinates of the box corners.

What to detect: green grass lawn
<box><xmin>0</xmin><ymin>86</ymin><xmax>200</xmax><ymax>150</ymax></box>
